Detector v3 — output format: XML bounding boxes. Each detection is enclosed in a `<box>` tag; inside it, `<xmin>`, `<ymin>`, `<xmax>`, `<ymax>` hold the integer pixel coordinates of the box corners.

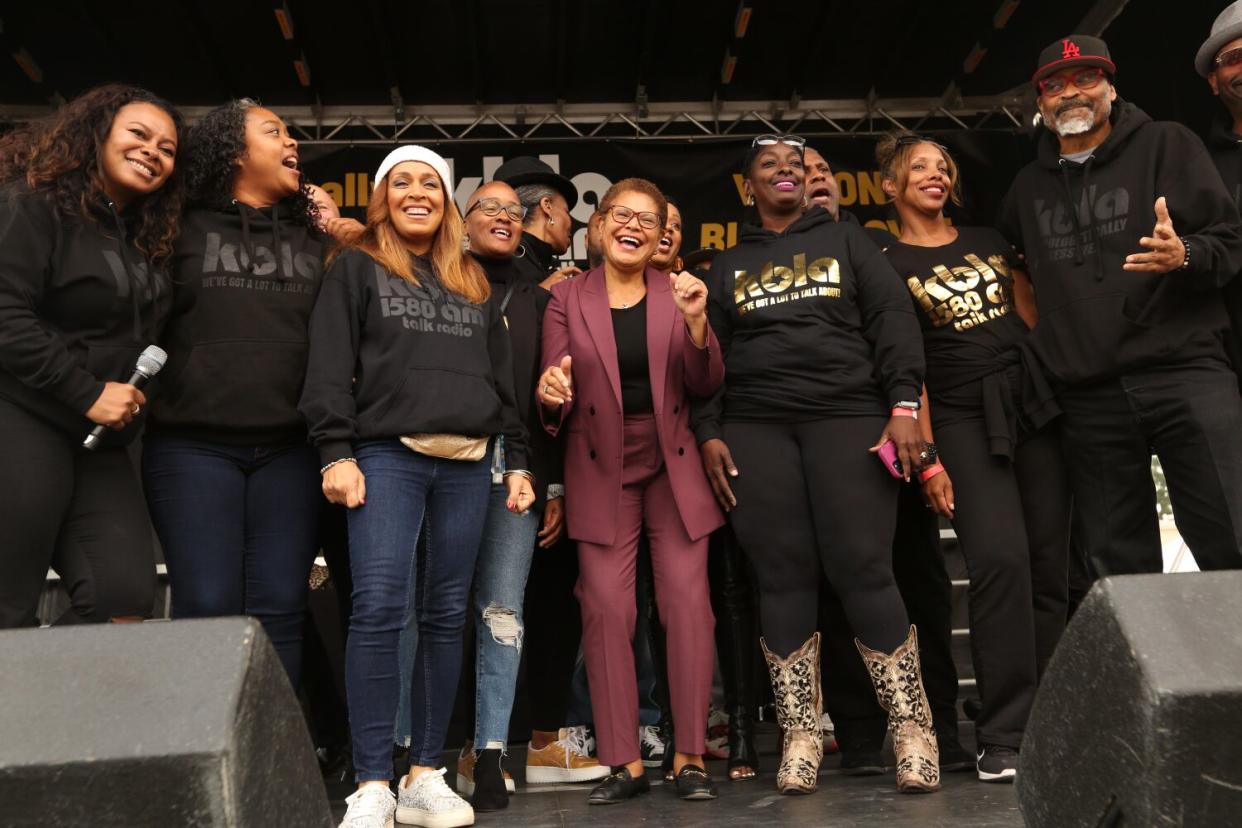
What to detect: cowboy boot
<box><xmin>855</xmin><ymin>625</ymin><xmax>941</xmax><ymax>793</ymax></box>
<box><xmin>761</xmin><ymin>633</ymin><xmax>823</xmax><ymax>794</ymax></box>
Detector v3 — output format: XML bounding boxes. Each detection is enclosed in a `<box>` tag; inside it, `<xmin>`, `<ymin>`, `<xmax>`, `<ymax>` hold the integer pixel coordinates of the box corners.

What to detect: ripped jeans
<box><xmin>472</xmin><ymin>481</ymin><xmax>540</xmax><ymax>748</ymax></box>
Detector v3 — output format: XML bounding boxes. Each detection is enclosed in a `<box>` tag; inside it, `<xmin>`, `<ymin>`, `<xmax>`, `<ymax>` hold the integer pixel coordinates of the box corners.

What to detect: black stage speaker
<box><xmin>1018</xmin><ymin>572</ymin><xmax>1242</xmax><ymax>827</ymax></box>
<box><xmin>0</xmin><ymin>618</ymin><xmax>333</xmax><ymax>827</ymax></box>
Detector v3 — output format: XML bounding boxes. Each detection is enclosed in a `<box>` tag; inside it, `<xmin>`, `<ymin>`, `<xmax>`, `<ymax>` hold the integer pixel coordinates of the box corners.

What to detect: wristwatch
<box><xmin>892</xmin><ymin>400</ymin><xmax>921</xmax><ymax>411</ymax></box>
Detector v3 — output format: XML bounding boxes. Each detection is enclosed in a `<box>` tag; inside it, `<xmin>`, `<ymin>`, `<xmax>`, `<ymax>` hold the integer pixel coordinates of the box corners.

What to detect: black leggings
<box><xmin>724</xmin><ymin>416</ymin><xmax>909</xmax><ymax>656</ymax></box>
<box><xmin>0</xmin><ymin>398</ymin><xmax>155</xmax><ymax>628</ymax></box>
<box><xmin>936</xmin><ymin>416</ymin><xmax>1070</xmax><ymax>746</ymax></box>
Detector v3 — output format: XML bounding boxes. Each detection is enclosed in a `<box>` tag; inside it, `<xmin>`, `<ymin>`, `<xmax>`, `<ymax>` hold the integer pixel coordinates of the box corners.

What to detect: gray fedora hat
<box><xmin>1197</xmin><ymin>1</ymin><xmax>1242</xmax><ymax>77</ymax></box>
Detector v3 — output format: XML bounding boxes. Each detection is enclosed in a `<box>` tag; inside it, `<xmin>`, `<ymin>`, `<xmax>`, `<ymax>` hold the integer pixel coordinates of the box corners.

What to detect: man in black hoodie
<box><xmin>1198</xmin><ymin>2</ymin><xmax>1242</xmax><ymax>385</ymax></box>
<box><xmin>999</xmin><ymin>35</ymin><xmax>1242</xmax><ymax>577</ymax></box>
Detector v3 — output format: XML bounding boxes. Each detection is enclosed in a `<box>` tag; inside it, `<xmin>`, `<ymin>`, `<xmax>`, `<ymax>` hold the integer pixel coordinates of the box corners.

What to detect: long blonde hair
<box><xmin>328</xmin><ymin>177</ymin><xmax>490</xmax><ymax>304</ymax></box>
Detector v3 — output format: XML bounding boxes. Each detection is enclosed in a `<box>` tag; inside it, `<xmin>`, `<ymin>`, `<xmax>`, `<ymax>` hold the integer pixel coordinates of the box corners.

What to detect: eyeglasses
<box><xmin>464</xmin><ymin>197</ymin><xmax>527</xmax><ymax>222</ymax></box>
<box><xmin>604</xmin><ymin>205</ymin><xmax>662</xmax><ymax>230</ymax></box>
<box><xmin>752</xmin><ymin>134</ymin><xmax>806</xmax><ymax>149</ymax></box>
<box><xmin>1217</xmin><ymin>46</ymin><xmax>1242</xmax><ymax>69</ymax></box>
<box><xmin>1037</xmin><ymin>67</ymin><xmax>1107</xmax><ymax>96</ymax></box>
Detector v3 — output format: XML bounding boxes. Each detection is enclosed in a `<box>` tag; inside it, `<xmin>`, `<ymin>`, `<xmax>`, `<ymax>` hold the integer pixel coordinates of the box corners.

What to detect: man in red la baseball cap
<box><xmin>997</xmin><ymin>34</ymin><xmax>1242</xmax><ymax>587</ymax></box>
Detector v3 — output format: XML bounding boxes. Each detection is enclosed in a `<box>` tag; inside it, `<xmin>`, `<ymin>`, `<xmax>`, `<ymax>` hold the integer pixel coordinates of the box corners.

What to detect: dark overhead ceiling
<box><xmin>0</xmin><ymin>1</ymin><xmax>1229</xmax><ymax>133</ymax></box>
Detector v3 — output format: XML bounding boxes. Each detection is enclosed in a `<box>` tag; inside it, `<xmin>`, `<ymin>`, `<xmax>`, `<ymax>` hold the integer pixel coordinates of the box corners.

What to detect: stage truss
<box><xmin>2</xmin><ymin>94</ymin><xmax>1033</xmax><ymax>145</ymax></box>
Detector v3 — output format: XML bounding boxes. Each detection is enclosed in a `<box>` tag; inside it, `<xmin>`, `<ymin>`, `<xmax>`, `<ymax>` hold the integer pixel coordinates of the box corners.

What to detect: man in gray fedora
<box><xmin>1199</xmin><ymin>2</ymin><xmax>1242</xmax><ymax>385</ymax></box>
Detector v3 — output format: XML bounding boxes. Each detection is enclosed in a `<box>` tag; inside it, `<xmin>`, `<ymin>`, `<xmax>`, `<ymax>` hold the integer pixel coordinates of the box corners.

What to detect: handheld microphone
<box><xmin>82</xmin><ymin>345</ymin><xmax>168</xmax><ymax>451</ymax></box>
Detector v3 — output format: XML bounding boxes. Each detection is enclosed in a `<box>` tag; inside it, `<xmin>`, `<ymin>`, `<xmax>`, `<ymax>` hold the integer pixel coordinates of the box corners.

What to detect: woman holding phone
<box><xmin>877</xmin><ymin>132</ymin><xmax>1070</xmax><ymax>784</ymax></box>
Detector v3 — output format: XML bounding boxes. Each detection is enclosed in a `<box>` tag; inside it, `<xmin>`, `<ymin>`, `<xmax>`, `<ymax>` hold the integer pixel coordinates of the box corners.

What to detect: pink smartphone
<box><xmin>878</xmin><ymin>439</ymin><xmax>904</xmax><ymax>479</ymax></box>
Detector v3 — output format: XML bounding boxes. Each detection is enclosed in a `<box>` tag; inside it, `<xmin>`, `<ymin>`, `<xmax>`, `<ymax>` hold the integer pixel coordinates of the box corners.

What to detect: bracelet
<box><xmin>1180</xmin><ymin>236</ymin><xmax>1191</xmax><ymax>271</ymax></box>
<box><xmin>320</xmin><ymin>457</ymin><xmax>357</xmax><ymax>475</ymax></box>
<box><xmin>504</xmin><ymin>469</ymin><xmax>534</xmax><ymax>483</ymax></box>
<box><xmin>919</xmin><ymin>462</ymin><xmax>946</xmax><ymax>483</ymax></box>
<box><xmin>891</xmin><ymin>406</ymin><xmax>918</xmax><ymax>420</ymax></box>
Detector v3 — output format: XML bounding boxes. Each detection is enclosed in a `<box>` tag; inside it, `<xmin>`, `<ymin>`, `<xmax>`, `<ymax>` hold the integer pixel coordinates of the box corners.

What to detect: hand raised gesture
<box><xmin>1124</xmin><ymin>197</ymin><xmax>1186</xmax><ymax>274</ymax></box>
<box><xmin>537</xmin><ymin>355</ymin><xmax>573</xmax><ymax>408</ymax></box>
<box><xmin>669</xmin><ymin>270</ymin><xmax>708</xmax><ymax>319</ymax></box>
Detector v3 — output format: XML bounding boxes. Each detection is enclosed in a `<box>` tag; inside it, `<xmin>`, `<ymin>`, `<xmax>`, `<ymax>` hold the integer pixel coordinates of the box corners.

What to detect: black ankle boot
<box><xmin>471</xmin><ymin>748</ymin><xmax>509</xmax><ymax>811</ymax></box>
<box><xmin>727</xmin><ymin>704</ymin><xmax>760</xmax><ymax>778</ymax></box>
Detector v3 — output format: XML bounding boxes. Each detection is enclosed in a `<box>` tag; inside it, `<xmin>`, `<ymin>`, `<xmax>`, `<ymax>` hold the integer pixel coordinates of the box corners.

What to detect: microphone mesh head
<box><xmin>136</xmin><ymin>345</ymin><xmax>168</xmax><ymax>377</ymax></box>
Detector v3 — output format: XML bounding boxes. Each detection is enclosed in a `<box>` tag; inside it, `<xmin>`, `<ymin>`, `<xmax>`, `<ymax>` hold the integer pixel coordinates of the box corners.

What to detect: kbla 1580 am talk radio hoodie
<box><xmin>998</xmin><ymin>100</ymin><xmax>1242</xmax><ymax>385</ymax></box>
<box><xmin>0</xmin><ymin>183</ymin><xmax>170</xmax><ymax>446</ymax></box>
<box><xmin>148</xmin><ymin>203</ymin><xmax>325</xmax><ymax>444</ymax></box>
<box><xmin>299</xmin><ymin>248</ymin><xmax>529</xmax><ymax>471</ymax></box>
<box><xmin>694</xmin><ymin>206</ymin><xmax>924</xmax><ymax>441</ymax></box>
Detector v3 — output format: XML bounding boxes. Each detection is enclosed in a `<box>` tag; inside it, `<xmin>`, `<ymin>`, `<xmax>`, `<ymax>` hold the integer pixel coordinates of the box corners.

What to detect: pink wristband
<box><xmin>920</xmin><ymin>463</ymin><xmax>946</xmax><ymax>483</ymax></box>
<box><xmin>891</xmin><ymin>407</ymin><xmax>917</xmax><ymax>419</ymax></box>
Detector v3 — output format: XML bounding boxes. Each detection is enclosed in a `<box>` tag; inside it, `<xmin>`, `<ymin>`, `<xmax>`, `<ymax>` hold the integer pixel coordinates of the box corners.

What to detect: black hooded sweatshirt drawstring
<box><xmin>105</xmin><ymin>198</ymin><xmax>145</xmax><ymax>342</ymax></box>
<box><xmin>235</xmin><ymin>201</ymin><xmax>283</xmax><ymax>274</ymax></box>
<box><xmin>1057</xmin><ymin>157</ymin><xmax>1104</xmax><ymax>280</ymax></box>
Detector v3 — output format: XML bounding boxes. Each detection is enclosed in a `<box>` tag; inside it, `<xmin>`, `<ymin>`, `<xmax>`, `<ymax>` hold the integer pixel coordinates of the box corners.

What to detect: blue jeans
<box><xmin>142</xmin><ymin>436</ymin><xmax>321</xmax><ymax>684</ymax></box>
<box><xmin>346</xmin><ymin>440</ymin><xmax>490</xmax><ymax>782</ymax></box>
<box><xmin>395</xmin><ymin>483</ymin><xmax>540</xmax><ymax>750</ymax></box>
<box><xmin>473</xmin><ymin>482</ymin><xmax>539</xmax><ymax>747</ymax></box>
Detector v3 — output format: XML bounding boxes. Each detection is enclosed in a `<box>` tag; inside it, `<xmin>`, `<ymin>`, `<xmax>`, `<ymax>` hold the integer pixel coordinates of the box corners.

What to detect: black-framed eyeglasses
<box><xmin>1037</xmin><ymin>67</ymin><xmax>1107</xmax><ymax>96</ymax></box>
<box><xmin>605</xmin><ymin>204</ymin><xmax>662</xmax><ymax>230</ymax></box>
<box><xmin>1217</xmin><ymin>46</ymin><xmax>1242</xmax><ymax>69</ymax></box>
<box><xmin>751</xmin><ymin>133</ymin><xmax>806</xmax><ymax>149</ymax></box>
<box><xmin>464</xmin><ymin>197</ymin><xmax>527</xmax><ymax>222</ymax></box>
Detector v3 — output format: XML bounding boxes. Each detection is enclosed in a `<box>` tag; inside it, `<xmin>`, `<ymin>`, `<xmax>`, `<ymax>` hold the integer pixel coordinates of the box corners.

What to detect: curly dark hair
<box><xmin>0</xmin><ymin>83</ymin><xmax>186</xmax><ymax>264</ymax></box>
<box><xmin>183</xmin><ymin>99</ymin><xmax>318</xmax><ymax>227</ymax></box>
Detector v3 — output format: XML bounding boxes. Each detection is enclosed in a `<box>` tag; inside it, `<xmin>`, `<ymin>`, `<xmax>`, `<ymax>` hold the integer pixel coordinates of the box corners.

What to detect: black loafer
<box><xmin>587</xmin><ymin>768</ymin><xmax>651</xmax><ymax>805</ymax></box>
<box><xmin>674</xmin><ymin>765</ymin><xmax>718</xmax><ymax>800</ymax></box>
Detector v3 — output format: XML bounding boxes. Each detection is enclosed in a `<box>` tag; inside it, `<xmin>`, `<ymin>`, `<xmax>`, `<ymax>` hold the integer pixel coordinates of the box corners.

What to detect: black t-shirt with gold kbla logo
<box><xmin>882</xmin><ymin>226</ymin><xmax>1029</xmax><ymax>398</ymax></box>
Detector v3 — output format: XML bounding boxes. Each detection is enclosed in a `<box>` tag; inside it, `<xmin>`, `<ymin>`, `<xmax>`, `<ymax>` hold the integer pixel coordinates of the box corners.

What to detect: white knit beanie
<box><xmin>373</xmin><ymin>145</ymin><xmax>453</xmax><ymax>194</ymax></box>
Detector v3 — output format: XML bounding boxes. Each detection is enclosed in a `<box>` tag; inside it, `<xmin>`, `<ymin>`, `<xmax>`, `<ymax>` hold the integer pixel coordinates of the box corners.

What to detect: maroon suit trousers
<box><xmin>575</xmin><ymin>413</ymin><xmax>715</xmax><ymax>766</ymax></box>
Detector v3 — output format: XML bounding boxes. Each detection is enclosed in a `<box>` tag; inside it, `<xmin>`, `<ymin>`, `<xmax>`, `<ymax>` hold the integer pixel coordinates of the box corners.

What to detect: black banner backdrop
<box><xmin>301</xmin><ymin>132</ymin><xmax>1033</xmax><ymax>266</ymax></box>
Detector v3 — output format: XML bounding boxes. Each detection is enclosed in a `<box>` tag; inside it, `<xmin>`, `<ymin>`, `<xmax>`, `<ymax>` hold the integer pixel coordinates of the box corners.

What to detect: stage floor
<box><xmin>326</xmin><ymin>723</ymin><xmax>1023</xmax><ymax>827</ymax></box>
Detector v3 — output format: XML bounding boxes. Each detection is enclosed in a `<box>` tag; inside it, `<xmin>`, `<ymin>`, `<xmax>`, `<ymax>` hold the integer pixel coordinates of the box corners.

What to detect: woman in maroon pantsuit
<box><xmin>537</xmin><ymin>178</ymin><xmax>724</xmax><ymax>804</ymax></box>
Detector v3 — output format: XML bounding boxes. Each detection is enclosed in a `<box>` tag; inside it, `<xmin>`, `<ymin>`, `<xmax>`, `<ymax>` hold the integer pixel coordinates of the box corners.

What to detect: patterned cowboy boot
<box><xmin>761</xmin><ymin>633</ymin><xmax>823</xmax><ymax>795</ymax></box>
<box><xmin>855</xmin><ymin>625</ymin><xmax>941</xmax><ymax>793</ymax></box>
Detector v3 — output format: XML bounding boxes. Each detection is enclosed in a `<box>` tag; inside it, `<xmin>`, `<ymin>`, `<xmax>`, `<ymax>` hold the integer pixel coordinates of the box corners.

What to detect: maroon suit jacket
<box><xmin>541</xmin><ymin>265</ymin><xmax>725</xmax><ymax>546</ymax></box>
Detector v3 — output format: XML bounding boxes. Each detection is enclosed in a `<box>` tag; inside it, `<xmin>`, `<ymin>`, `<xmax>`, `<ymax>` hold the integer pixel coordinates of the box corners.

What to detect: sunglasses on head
<box><xmin>1217</xmin><ymin>46</ymin><xmax>1242</xmax><ymax>70</ymax></box>
<box><xmin>894</xmin><ymin>134</ymin><xmax>948</xmax><ymax>152</ymax></box>
<box><xmin>1037</xmin><ymin>67</ymin><xmax>1107</xmax><ymax>96</ymax></box>
<box><xmin>751</xmin><ymin>134</ymin><xmax>806</xmax><ymax>149</ymax></box>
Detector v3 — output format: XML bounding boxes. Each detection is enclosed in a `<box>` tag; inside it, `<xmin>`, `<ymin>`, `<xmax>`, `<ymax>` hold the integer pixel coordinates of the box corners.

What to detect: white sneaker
<box><xmin>396</xmin><ymin>768</ymin><xmax>474</xmax><ymax>828</ymax></box>
<box><xmin>639</xmin><ymin>724</ymin><xmax>666</xmax><ymax>767</ymax></box>
<box><xmin>340</xmin><ymin>785</ymin><xmax>396</xmax><ymax>828</ymax></box>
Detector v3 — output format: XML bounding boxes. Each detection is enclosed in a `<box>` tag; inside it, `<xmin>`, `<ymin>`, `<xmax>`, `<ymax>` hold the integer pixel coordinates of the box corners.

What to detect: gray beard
<box><xmin>1055</xmin><ymin>111</ymin><xmax>1097</xmax><ymax>136</ymax></box>
<box><xmin>1052</xmin><ymin>97</ymin><xmax>1111</xmax><ymax>138</ymax></box>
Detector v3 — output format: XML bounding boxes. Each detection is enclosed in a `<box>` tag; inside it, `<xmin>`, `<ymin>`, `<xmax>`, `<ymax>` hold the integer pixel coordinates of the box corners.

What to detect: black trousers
<box><xmin>1059</xmin><ymin>361</ymin><xmax>1242</xmax><ymax>576</ymax></box>
<box><xmin>523</xmin><ymin>534</ymin><xmax>582</xmax><ymax>732</ymax></box>
<box><xmin>0</xmin><ymin>397</ymin><xmax>155</xmax><ymax>628</ymax></box>
<box><xmin>934</xmin><ymin>418</ymin><xmax>1070</xmax><ymax>746</ymax></box>
<box><xmin>724</xmin><ymin>416</ymin><xmax>909</xmax><ymax>657</ymax></box>
<box><xmin>820</xmin><ymin>481</ymin><xmax>959</xmax><ymax>750</ymax></box>
<box><xmin>709</xmin><ymin>523</ymin><xmax>760</xmax><ymax>718</ymax></box>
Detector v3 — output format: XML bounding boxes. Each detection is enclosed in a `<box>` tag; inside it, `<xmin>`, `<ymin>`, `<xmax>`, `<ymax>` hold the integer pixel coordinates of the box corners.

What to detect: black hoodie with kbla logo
<box><xmin>0</xmin><ymin>183</ymin><xmax>170</xmax><ymax>446</ymax></box>
<box><xmin>693</xmin><ymin>207</ymin><xmax>924</xmax><ymax>441</ymax></box>
<box><xmin>148</xmin><ymin>203</ymin><xmax>325</xmax><ymax>443</ymax></box>
<box><xmin>998</xmin><ymin>101</ymin><xmax>1242</xmax><ymax>386</ymax></box>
